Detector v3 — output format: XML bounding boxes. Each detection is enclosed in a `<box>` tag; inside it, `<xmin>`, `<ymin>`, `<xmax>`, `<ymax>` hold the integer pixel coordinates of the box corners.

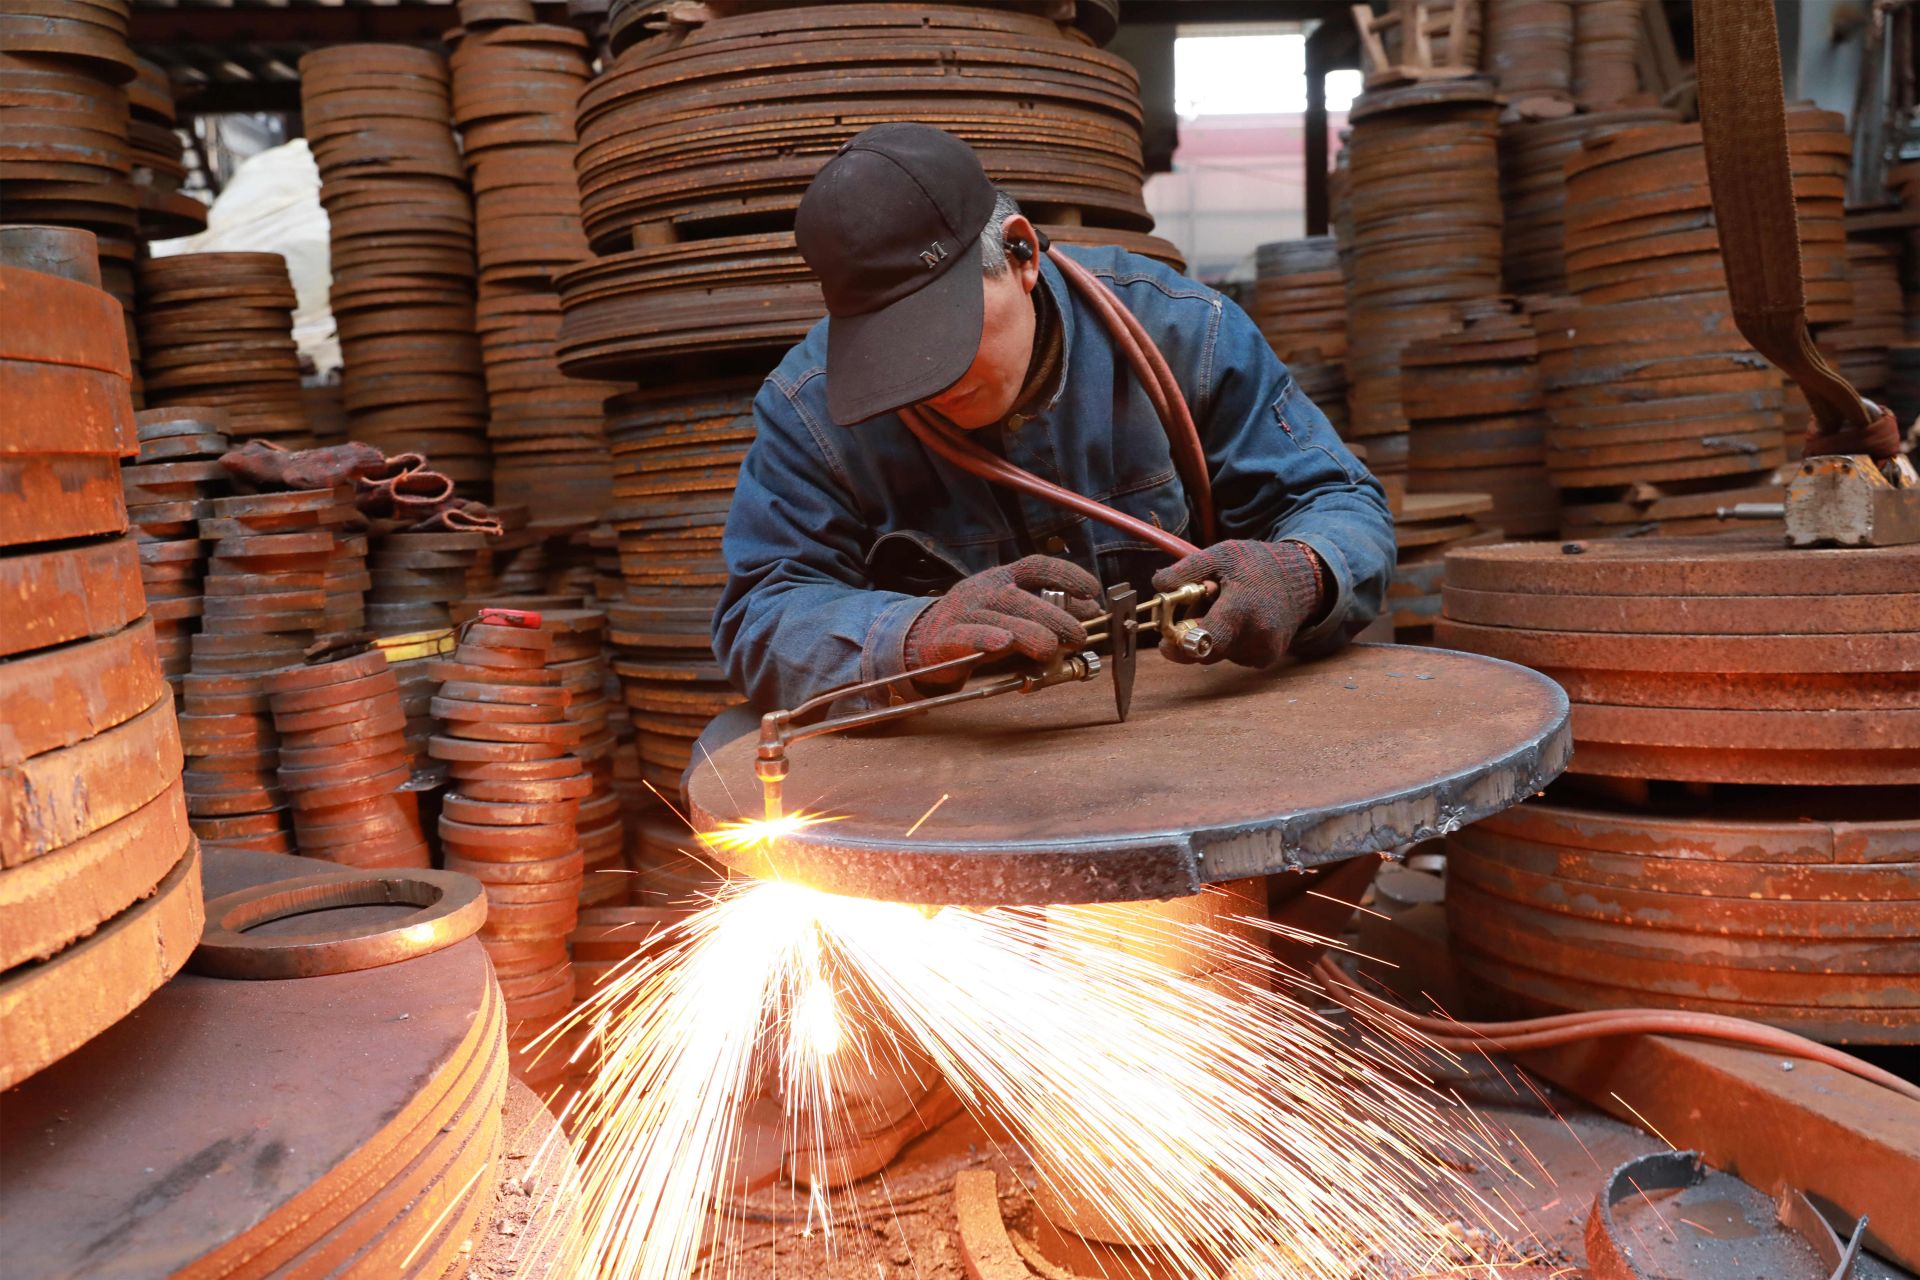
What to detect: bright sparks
<box><xmin>546</xmin><ymin>834</ymin><xmax>1513</xmax><ymax>1280</ymax></box>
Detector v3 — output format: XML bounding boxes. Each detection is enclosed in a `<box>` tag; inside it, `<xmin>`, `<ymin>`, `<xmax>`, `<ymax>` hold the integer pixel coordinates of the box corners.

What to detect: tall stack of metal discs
<box><xmin>135</xmin><ymin>252</ymin><xmax>313</xmax><ymax>447</ymax></box>
<box><xmin>299</xmin><ymin>46</ymin><xmax>491</xmax><ymax>494</ymax></box>
<box><xmin>122</xmin><ymin>406</ymin><xmax>233</xmax><ymax>699</ymax></box>
<box><xmin>450</xmin><ymin>16</ymin><xmax>619</xmax><ymax>525</ymax></box>
<box><xmin>126</xmin><ymin>57</ymin><xmax>205</xmax><ymax>242</ymax></box>
<box><xmin>1570</xmin><ymin>0</ymin><xmax>1644</xmax><ymax>111</ymax></box>
<box><xmin>0</xmin><ymin>0</ymin><xmax>145</xmax><ymax>387</ymax></box>
<box><xmin>1251</xmin><ymin>236</ymin><xmax>1349</xmax><ymax>434</ymax></box>
<box><xmin>1538</xmin><ymin>110</ymin><xmax>1853</xmax><ymax>536</ymax></box>
<box><xmin>1482</xmin><ymin>0</ymin><xmax>1574</xmax><ymax>122</ymax></box>
<box><xmin>1821</xmin><ymin>217</ymin><xmax>1907</xmax><ymax>404</ymax></box>
<box><xmin>431</xmin><ymin>621</ymin><xmax>583</xmax><ymax>1084</ymax></box>
<box><xmin>1495</xmin><ymin>106</ymin><xmax>1677</xmax><ymax>296</ymax></box>
<box><xmin>1402</xmin><ymin>298</ymin><xmax>1557</xmax><ymax>538</ymax></box>
<box><xmin>1339</xmin><ymin>79</ymin><xmax>1504</xmax><ymax>507</ymax></box>
<box><xmin>179</xmin><ymin>489</ymin><xmax>339</xmax><ymax>854</ymax></box>
<box><xmin>265</xmin><ymin>648</ymin><xmax>430</xmax><ymax>867</ymax></box>
<box><xmin>1</xmin><ymin>227</ymin><xmax>203</xmax><ymax>1093</ymax></box>
<box><xmin>556</xmin><ymin>3</ymin><xmax>1177</xmax><ymax>834</ymax></box>
<box><xmin>1438</xmin><ymin>536</ymin><xmax>1920</xmax><ymax>1043</ymax></box>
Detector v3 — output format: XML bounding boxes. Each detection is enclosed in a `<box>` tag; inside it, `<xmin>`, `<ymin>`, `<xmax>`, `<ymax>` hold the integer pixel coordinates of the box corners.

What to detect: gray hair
<box><xmin>979</xmin><ymin>189</ymin><xmax>1025</xmax><ymax>277</ymax></box>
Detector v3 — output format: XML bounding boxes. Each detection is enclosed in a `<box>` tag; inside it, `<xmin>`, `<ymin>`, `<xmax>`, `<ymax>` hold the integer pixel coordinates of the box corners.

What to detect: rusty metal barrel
<box><xmin>0</xmin><ymin>225</ymin><xmax>204</xmax><ymax>1092</ymax></box>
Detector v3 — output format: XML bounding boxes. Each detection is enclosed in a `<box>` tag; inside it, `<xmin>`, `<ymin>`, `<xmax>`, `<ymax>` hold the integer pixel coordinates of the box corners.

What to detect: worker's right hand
<box><xmin>903</xmin><ymin>555</ymin><xmax>1101</xmax><ymax>671</ymax></box>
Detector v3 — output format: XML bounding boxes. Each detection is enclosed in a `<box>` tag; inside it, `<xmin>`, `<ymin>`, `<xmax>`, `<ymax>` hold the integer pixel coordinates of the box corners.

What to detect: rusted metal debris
<box><xmin>1437</xmin><ymin>534</ymin><xmax>1920</xmax><ymax>786</ymax></box>
<box><xmin>690</xmin><ymin>644</ymin><xmax>1569</xmax><ymax>905</ymax></box>
<box><xmin>1</xmin><ymin>847</ymin><xmax>512</xmax><ymax>1279</ymax></box>
<box><xmin>1585</xmin><ymin>1150</ymin><xmax>1864</xmax><ymax>1280</ymax></box>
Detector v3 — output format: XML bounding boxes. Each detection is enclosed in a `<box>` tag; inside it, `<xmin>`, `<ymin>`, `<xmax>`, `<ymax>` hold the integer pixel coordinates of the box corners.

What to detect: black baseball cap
<box><xmin>796</xmin><ymin>123</ymin><xmax>998</xmax><ymax>426</ymax></box>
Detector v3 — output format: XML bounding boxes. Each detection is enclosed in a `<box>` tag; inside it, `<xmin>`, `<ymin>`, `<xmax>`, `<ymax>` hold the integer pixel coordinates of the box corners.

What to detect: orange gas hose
<box><xmin>1311</xmin><ymin>956</ymin><xmax>1920</xmax><ymax>1104</ymax></box>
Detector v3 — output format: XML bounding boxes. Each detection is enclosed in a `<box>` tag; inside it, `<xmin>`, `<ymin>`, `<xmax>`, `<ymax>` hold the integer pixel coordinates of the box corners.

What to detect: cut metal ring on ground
<box><xmin>190</xmin><ymin>868</ymin><xmax>486</xmax><ymax>978</ymax></box>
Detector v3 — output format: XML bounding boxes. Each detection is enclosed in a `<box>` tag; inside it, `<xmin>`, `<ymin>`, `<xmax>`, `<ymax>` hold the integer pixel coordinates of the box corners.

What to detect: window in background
<box><xmin>1146</xmin><ymin>30</ymin><xmax>1360</xmax><ymax>284</ymax></box>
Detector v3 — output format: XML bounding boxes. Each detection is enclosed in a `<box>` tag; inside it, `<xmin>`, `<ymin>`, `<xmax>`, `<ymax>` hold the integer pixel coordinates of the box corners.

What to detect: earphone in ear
<box><xmin>1008</xmin><ymin>238</ymin><xmax>1035</xmax><ymax>263</ymax></box>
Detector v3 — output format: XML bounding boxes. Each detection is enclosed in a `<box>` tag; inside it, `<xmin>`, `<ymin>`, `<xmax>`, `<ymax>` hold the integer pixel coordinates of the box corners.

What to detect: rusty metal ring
<box><xmin>189</xmin><ymin>868</ymin><xmax>486</xmax><ymax>979</ymax></box>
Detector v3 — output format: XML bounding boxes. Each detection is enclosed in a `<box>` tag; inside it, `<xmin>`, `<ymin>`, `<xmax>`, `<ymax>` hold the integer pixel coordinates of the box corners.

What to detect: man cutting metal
<box><xmin>704</xmin><ymin>122</ymin><xmax>1394</xmax><ymax>769</ymax></box>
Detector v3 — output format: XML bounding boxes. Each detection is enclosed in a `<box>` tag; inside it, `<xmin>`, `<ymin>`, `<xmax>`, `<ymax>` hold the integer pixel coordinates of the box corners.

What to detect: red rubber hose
<box><xmin>902</xmin><ymin>406</ymin><xmax>1200</xmax><ymax>559</ymax></box>
<box><xmin>1047</xmin><ymin>248</ymin><xmax>1219</xmax><ymax>545</ymax></box>
<box><xmin>1311</xmin><ymin>956</ymin><xmax>1920</xmax><ymax>1104</ymax></box>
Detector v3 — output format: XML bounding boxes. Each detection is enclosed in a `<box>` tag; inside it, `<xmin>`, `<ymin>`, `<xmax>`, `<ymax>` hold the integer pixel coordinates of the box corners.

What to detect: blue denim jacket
<box><xmin>713</xmin><ymin>244</ymin><xmax>1394</xmax><ymax>712</ymax></box>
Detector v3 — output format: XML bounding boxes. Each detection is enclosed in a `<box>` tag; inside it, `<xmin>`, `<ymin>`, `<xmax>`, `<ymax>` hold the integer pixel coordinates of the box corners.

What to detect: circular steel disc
<box><xmin>688</xmin><ymin>643</ymin><xmax>1570</xmax><ymax>905</ymax></box>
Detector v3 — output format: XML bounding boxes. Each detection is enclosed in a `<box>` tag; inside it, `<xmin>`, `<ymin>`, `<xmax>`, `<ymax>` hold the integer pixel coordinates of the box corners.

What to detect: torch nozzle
<box><xmin>756</xmin><ymin>712</ymin><xmax>792</xmax><ymax>823</ymax></box>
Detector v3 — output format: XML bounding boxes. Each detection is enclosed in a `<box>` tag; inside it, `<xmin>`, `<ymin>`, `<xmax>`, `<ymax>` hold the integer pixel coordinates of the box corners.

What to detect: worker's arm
<box><xmin>712</xmin><ymin>374</ymin><xmax>935</xmax><ymax>712</ymax></box>
<box><xmin>1179</xmin><ymin>285</ymin><xmax>1394</xmax><ymax>656</ymax></box>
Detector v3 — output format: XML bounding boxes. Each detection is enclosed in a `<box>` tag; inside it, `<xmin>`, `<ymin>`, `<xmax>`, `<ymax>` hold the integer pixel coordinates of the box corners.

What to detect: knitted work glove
<box><xmin>1151</xmin><ymin>539</ymin><xmax>1325</xmax><ymax>668</ymax></box>
<box><xmin>904</xmin><ymin>555</ymin><xmax>1101</xmax><ymax>671</ymax></box>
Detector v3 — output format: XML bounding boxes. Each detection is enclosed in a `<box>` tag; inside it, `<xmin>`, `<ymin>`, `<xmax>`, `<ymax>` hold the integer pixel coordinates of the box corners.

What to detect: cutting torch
<box><xmin>753</xmin><ymin>580</ymin><xmax>1217</xmax><ymax>821</ymax></box>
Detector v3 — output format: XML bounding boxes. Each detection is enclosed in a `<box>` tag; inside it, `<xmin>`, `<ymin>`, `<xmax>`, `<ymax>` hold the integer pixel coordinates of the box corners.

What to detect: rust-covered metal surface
<box><xmin>1446</xmin><ymin>790</ymin><xmax>1920</xmax><ymax>1043</ymax></box>
<box><xmin>1438</xmin><ymin>534</ymin><xmax>1920</xmax><ymax>785</ymax></box>
<box><xmin>0</xmin><ymin>848</ymin><xmax>509</xmax><ymax>1279</ymax></box>
<box><xmin>0</xmin><ymin>230</ymin><xmax>202</xmax><ymax>1093</ymax></box>
<box><xmin>690</xmin><ymin>643</ymin><xmax>1569</xmax><ymax>905</ymax></box>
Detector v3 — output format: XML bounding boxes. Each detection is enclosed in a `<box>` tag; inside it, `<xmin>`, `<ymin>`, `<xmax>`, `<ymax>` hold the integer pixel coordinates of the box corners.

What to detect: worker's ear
<box><xmin>1002</xmin><ymin>213</ymin><xmax>1043</xmax><ymax>294</ymax></box>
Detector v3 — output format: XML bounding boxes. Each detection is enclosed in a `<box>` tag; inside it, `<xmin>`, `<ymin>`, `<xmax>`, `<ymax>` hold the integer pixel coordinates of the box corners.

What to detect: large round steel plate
<box><xmin>688</xmin><ymin>644</ymin><xmax>1570</xmax><ymax>905</ymax></box>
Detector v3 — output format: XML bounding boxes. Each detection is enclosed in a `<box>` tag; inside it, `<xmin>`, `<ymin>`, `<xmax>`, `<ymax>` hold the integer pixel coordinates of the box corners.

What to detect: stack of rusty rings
<box><xmin>630</xmin><ymin>808</ymin><xmax>723</xmax><ymax>905</ymax></box>
<box><xmin>123</xmin><ymin>406</ymin><xmax>234</xmax><ymax>693</ymax></box>
<box><xmin>1402</xmin><ymin>298</ymin><xmax>1559</xmax><ymax>537</ymax></box>
<box><xmin>431</xmin><ymin>621</ymin><xmax>584</xmax><ymax>1083</ymax></box>
<box><xmin>179</xmin><ymin>487</ymin><xmax>340</xmax><ymax>852</ymax></box>
<box><xmin>0</xmin><ymin>227</ymin><xmax>203</xmax><ymax>1093</ymax></box>
<box><xmin>539</xmin><ymin>610</ymin><xmax>625</xmax><ymax>907</ymax></box>
<box><xmin>601</xmin><ymin>382</ymin><xmax>753</xmax><ymax>794</ymax></box>
<box><xmin>322</xmin><ymin>487</ymin><xmax>371</xmax><ymax>633</ymax></box>
<box><xmin>1445</xmin><ymin>792</ymin><xmax>1920</xmax><ymax>1043</ymax></box>
<box><xmin>451</xmin><ymin>18</ymin><xmax>619</xmax><ymax>526</ymax></box>
<box><xmin>135</xmin><ymin>251</ymin><xmax>313</xmax><ymax>447</ymax></box>
<box><xmin>1570</xmin><ymin>0</ymin><xmax>1644</xmax><ymax>111</ymax></box>
<box><xmin>368</xmin><ymin>529</ymin><xmax>493</xmax><ymax>632</ymax></box>
<box><xmin>299</xmin><ymin>45</ymin><xmax>491</xmax><ymax>491</ymax></box>
<box><xmin>0</xmin><ymin>1</ymin><xmax>145</xmax><ymax>388</ymax></box>
<box><xmin>126</xmin><ymin>56</ymin><xmax>204</xmax><ymax>240</ymax></box>
<box><xmin>1482</xmin><ymin>0</ymin><xmax>1574</xmax><ymax>121</ymax></box>
<box><xmin>264</xmin><ymin>649</ymin><xmax>430</xmax><ymax>867</ymax></box>
<box><xmin>1496</xmin><ymin>106</ymin><xmax>1678</xmax><ymax>295</ymax></box>
<box><xmin>1253</xmin><ymin>236</ymin><xmax>1349</xmax><ymax>434</ymax></box>
<box><xmin>1386</xmin><ymin>491</ymin><xmax>1499</xmax><ymax>638</ymax></box>
<box><xmin>576</xmin><ymin>4</ymin><xmax>1148</xmax><ymax>247</ymax></box>
<box><xmin>1435</xmin><ymin>535</ymin><xmax>1920</xmax><ymax>787</ymax></box>
<box><xmin>560</xmin><ymin>902</ymin><xmax>689</xmax><ymax>1119</ymax></box>
<box><xmin>1821</xmin><ymin>221</ymin><xmax>1906</xmax><ymax>401</ymax></box>
<box><xmin>1340</xmin><ymin>80</ymin><xmax>1504</xmax><ymax>498</ymax></box>
<box><xmin>1562</xmin><ymin>108</ymin><xmax>1852</xmax><ymax>324</ymax></box>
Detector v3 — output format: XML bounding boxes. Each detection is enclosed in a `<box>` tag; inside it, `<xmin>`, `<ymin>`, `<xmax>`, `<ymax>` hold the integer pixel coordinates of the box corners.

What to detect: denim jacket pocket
<box><xmin>863</xmin><ymin>529</ymin><xmax>972</xmax><ymax>597</ymax></box>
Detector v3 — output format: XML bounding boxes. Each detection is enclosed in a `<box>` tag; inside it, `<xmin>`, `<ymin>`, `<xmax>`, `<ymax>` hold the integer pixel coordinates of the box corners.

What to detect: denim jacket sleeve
<box><xmin>1185</xmin><ymin>290</ymin><xmax>1395</xmax><ymax>654</ymax></box>
<box><xmin>711</xmin><ymin>373</ymin><xmax>932</xmax><ymax>712</ymax></box>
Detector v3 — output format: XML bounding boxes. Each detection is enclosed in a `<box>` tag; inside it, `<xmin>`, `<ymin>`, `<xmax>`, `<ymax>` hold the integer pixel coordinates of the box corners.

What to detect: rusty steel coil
<box><xmin>1497</xmin><ymin>107</ymin><xmax>1680</xmax><ymax>295</ymax></box>
<box><xmin>135</xmin><ymin>252</ymin><xmax>310</xmax><ymax>445</ymax></box>
<box><xmin>573</xmin><ymin>4</ymin><xmax>1146</xmax><ymax>251</ymax></box>
<box><xmin>1536</xmin><ymin>292</ymin><xmax>1787</xmax><ymax>495</ymax></box>
<box><xmin>1</xmin><ymin>229</ymin><xmax>200</xmax><ymax>1094</ymax></box>
<box><xmin>1446</xmin><ymin>792</ymin><xmax>1920</xmax><ymax>1043</ymax></box>
<box><xmin>299</xmin><ymin>44</ymin><xmax>491</xmax><ymax>491</ymax></box>
<box><xmin>3</xmin><ymin>848</ymin><xmax>513</xmax><ymax>1276</ymax></box>
<box><xmin>1437</xmin><ymin>534</ymin><xmax>1920</xmax><ymax>786</ymax></box>
<box><xmin>1402</xmin><ymin>298</ymin><xmax>1557</xmax><ymax>536</ymax></box>
<box><xmin>1562</xmin><ymin>108</ymin><xmax>1853</xmax><ymax>325</ymax></box>
<box><xmin>556</xmin><ymin>224</ymin><xmax>1180</xmax><ymax>381</ymax></box>
<box><xmin>1341</xmin><ymin>80</ymin><xmax>1504</xmax><ymax>475</ymax></box>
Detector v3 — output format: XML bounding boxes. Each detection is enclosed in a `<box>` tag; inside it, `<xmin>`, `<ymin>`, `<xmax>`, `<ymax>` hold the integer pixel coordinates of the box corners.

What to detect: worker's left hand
<box><xmin>1151</xmin><ymin>539</ymin><xmax>1325</xmax><ymax>668</ymax></box>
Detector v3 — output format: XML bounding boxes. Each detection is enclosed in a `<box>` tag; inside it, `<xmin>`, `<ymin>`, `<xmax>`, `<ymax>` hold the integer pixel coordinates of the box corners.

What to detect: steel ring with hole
<box><xmin>189</xmin><ymin>869</ymin><xmax>487</xmax><ymax>979</ymax></box>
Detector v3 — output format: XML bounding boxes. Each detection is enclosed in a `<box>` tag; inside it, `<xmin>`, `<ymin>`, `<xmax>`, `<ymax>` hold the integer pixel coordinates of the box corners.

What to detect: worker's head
<box><xmin>797</xmin><ymin>123</ymin><xmax>1044</xmax><ymax>430</ymax></box>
